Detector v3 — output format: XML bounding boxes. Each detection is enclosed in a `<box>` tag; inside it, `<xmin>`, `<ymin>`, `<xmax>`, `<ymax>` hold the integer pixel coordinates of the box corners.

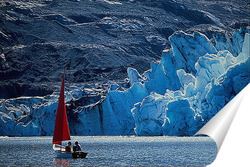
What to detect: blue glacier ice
<box><xmin>132</xmin><ymin>30</ymin><xmax>249</xmax><ymax>136</ymax></box>
<box><xmin>132</xmin><ymin>92</ymin><xmax>169</xmax><ymax>136</ymax></box>
<box><xmin>0</xmin><ymin>29</ymin><xmax>249</xmax><ymax>136</ymax></box>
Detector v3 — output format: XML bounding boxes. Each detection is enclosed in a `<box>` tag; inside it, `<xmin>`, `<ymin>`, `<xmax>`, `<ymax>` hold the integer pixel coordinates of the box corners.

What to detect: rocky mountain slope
<box><xmin>0</xmin><ymin>0</ymin><xmax>249</xmax><ymax>98</ymax></box>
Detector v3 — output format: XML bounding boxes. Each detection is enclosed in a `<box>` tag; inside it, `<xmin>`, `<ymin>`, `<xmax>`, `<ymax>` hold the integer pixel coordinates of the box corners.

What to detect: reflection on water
<box><xmin>0</xmin><ymin>136</ymin><xmax>217</xmax><ymax>166</ymax></box>
<box><xmin>53</xmin><ymin>159</ymin><xmax>70</xmax><ymax>167</ymax></box>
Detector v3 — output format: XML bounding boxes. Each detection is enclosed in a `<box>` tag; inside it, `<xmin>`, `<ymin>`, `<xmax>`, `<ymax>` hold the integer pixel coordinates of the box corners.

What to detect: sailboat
<box><xmin>52</xmin><ymin>69</ymin><xmax>88</xmax><ymax>159</ymax></box>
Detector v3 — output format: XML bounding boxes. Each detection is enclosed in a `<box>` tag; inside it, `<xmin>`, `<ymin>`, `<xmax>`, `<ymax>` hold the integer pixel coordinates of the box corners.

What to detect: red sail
<box><xmin>53</xmin><ymin>70</ymin><xmax>70</xmax><ymax>145</ymax></box>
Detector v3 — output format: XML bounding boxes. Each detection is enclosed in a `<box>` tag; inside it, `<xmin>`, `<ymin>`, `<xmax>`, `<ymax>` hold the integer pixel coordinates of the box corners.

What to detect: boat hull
<box><xmin>54</xmin><ymin>151</ymin><xmax>88</xmax><ymax>159</ymax></box>
<box><xmin>55</xmin><ymin>151</ymin><xmax>73</xmax><ymax>159</ymax></box>
<box><xmin>72</xmin><ymin>152</ymin><xmax>88</xmax><ymax>159</ymax></box>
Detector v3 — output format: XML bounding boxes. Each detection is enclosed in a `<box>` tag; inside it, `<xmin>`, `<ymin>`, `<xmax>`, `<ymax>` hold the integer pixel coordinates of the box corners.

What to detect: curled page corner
<box><xmin>209</xmin><ymin>83</ymin><xmax>250</xmax><ymax>166</ymax></box>
<box><xmin>195</xmin><ymin>84</ymin><xmax>249</xmax><ymax>152</ymax></box>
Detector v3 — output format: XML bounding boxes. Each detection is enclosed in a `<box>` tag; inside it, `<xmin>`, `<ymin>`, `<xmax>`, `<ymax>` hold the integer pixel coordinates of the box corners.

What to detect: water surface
<box><xmin>0</xmin><ymin>136</ymin><xmax>217</xmax><ymax>166</ymax></box>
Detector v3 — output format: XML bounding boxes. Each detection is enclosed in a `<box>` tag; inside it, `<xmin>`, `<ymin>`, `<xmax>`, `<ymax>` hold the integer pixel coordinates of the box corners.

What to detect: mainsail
<box><xmin>52</xmin><ymin>70</ymin><xmax>70</xmax><ymax>145</ymax></box>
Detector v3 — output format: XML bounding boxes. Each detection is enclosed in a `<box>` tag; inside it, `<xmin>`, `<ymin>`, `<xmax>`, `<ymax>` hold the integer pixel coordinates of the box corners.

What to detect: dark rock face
<box><xmin>0</xmin><ymin>0</ymin><xmax>249</xmax><ymax>98</ymax></box>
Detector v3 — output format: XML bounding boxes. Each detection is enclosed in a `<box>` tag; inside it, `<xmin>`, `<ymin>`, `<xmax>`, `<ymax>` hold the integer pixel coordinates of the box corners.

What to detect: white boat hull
<box><xmin>53</xmin><ymin>144</ymin><xmax>72</xmax><ymax>158</ymax></box>
<box><xmin>55</xmin><ymin>151</ymin><xmax>73</xmax><ymax>159</ymax></box>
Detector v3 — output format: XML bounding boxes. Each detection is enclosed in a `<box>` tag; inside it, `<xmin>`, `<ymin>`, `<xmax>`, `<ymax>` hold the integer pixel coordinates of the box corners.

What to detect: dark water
<box><xmin>0</xmin><ymin>136</ymin><xmax>217</xmax><ymax>166</ymax></box>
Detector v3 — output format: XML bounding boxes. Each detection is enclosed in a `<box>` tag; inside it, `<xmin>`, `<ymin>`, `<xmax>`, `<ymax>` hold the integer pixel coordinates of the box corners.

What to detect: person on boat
<box><xmin>73</xmin><ymin>141</ymin><xmax>82</xmax><ymax>152</ymax></box>
<box><xmin>65</xmin><ymin>142</ymin><xmax>72</xmax><ymax>152</ymax></box>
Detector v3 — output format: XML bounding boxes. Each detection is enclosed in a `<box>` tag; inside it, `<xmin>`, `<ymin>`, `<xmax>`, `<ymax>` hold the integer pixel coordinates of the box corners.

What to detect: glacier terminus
<box><xmin>0</xmin><ymin>27</ymin><xmax>249</xmax><ymax>136</ymax></box>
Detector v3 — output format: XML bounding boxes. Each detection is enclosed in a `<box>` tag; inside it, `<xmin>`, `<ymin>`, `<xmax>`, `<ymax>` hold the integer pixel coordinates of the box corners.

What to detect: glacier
<box><xmin>0</xmin><ymin>28</ymin><xmax>249</xmax><ymax>136</ymax></box>
<box><xmin>132</xmin><ymin>28</ymin><xmax>249</xmax><ymax>136</ymax></box>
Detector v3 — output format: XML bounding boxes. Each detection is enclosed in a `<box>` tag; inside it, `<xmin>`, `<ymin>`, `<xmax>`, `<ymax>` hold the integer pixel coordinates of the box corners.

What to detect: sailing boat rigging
<box><xmin>52</xmin><ymin>68</ymin><xmax>88</xmax><ymax>158</ymax></box>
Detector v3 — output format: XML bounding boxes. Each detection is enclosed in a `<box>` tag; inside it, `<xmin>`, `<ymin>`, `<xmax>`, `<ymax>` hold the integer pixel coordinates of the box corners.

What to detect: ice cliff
<box><xmin>132</xmin><ymin>28</ymin><xmax>249</xmax><ymax>136</ymax></box>
<box><xmin>0</xmin><ymin>28</ymin><xmax>249</xmax><ymax>136</ymax></box>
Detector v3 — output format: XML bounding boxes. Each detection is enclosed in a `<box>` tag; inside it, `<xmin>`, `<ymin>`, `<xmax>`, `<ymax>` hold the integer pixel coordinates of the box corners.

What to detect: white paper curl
<box><xmin>195</xmin><ymin>83</ymin><xmax>250</xmax><ymax>166</ymax></box>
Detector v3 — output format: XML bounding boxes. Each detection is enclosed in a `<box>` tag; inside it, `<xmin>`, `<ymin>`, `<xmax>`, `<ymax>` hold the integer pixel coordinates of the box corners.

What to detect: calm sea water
<box><xmin>0</xmin><ymin>136</ymin><xmax>217</xmax><ymax>166</ymax></box>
